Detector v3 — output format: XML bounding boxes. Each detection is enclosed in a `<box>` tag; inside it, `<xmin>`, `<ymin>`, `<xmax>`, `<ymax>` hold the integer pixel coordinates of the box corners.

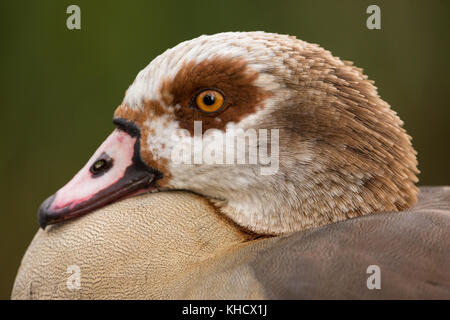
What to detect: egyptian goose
<box><xmin>12</xmin><ymin>32</ymin><xmax>450</xmax><ymax>299</ymax></box>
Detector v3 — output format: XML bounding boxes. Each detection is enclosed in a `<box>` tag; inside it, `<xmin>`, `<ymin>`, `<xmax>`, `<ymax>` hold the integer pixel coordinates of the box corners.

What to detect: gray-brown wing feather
<box><xmin>247</xmin><ymin>186</ymin><xmax>450</xmax><ymax>299</ymax></box>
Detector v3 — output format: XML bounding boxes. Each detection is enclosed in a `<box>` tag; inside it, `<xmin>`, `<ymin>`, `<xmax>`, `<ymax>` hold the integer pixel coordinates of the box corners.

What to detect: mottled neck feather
<box><xmin>214</xmin><ymin>37</ymin><xmax>419</xmax><ymax>235</ymax></box>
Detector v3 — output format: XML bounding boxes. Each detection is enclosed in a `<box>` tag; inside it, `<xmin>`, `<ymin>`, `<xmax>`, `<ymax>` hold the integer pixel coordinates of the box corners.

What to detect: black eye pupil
<box><xmin>203</xmin><ymin>94</ymin><xmax>215</xmax><ymax>106</ymax></box>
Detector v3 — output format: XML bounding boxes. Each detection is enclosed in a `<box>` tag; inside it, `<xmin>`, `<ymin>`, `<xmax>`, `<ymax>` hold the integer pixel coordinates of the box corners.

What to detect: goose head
<box><xmin>38</xmin><ymin>32</ymin><xmax>419</xmax><ymax>235</ymax></box>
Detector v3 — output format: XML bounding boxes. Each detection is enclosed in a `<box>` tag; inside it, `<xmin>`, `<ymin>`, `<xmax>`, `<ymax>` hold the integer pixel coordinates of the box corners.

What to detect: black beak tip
<box><xmin>37</xmin><ymin>194</ymin><xmax>56</xmax><ymax>230</ymax></box>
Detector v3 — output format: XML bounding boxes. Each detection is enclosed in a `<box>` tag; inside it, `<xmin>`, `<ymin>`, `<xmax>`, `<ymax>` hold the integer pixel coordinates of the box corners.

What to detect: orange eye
<box><xmin>195</xmin><ymin>89</ymin><xmax>225</xmax><ymax>113</ymax></box>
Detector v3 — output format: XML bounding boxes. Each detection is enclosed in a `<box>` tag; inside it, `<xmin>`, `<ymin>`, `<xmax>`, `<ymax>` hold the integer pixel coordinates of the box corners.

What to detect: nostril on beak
<box><xmin>37</xmin><ymin>194</ymin><xmax>56</xmax><ymax>229</ymax></box>
<box><xmin>90</xmin><ymin>152</ymin><xmax>114</xmax><ymax>177</ymax></box>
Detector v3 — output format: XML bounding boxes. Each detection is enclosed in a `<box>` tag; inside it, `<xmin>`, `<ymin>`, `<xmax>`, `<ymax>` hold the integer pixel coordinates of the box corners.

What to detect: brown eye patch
<box><xmin>159</xmin><ymin>55</ymin><xmax>272</xmax><ymax>135</ymax></box>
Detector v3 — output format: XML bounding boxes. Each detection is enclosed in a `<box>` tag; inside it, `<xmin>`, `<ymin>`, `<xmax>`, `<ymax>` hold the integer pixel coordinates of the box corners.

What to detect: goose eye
<box><xmin>195</xmin><ymin>89</ymin><xmax>225</xmax><ymax>113</ymax></box>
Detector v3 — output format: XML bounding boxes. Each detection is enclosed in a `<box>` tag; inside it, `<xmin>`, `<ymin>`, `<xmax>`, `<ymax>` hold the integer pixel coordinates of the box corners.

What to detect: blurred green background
<box><xmin>0</xmin><ymin>0</ymin><xmax>449</xmax><ymax>299</ymax></box>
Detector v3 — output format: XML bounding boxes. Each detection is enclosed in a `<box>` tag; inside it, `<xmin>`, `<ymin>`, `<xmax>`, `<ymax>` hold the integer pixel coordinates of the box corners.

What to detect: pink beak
<box><xmin>37</xmin><ymin>119</ymin><xmax>161</xmax><ymax>229</ymax></box>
